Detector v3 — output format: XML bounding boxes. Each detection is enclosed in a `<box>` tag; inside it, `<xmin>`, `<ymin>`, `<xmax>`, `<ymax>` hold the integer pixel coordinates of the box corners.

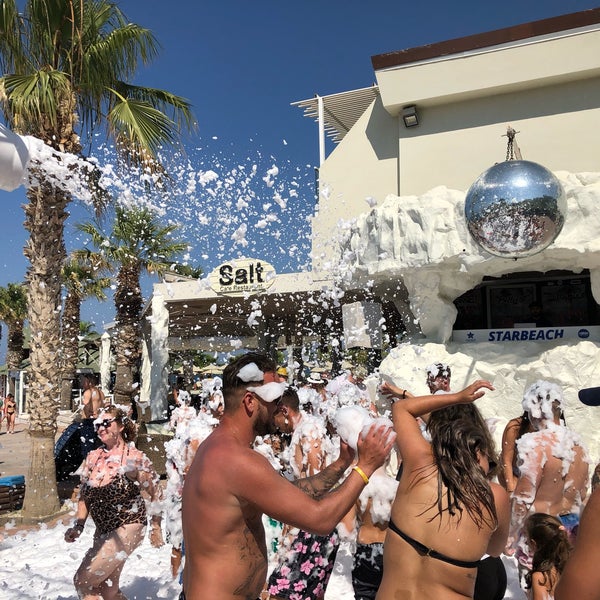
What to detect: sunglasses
<box><xmin>94</xmin><ymin>418</ymin><xmax>116</xmax><ymax>431</ymax></box>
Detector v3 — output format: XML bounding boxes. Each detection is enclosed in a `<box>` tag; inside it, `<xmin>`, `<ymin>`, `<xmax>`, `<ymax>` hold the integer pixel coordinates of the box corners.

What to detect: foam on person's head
<box><xmin>247</xmin><ymin>381</ymin><xmax>288</xmax><ymax>403</ymax></box>
<box><xmin>208</xmin><ymin>390</ymin><xmax>224</xmax><ymax>411</ymax></box>
<box><xmin>522</xmin><ymin>380</ymin><xmax>564</xmax><ymax>420</ymax></box>
<box><xmin>426</xmin><ymin>362</ymin><xmax>451</xmax><ymax>380</ymax></box>
<box><xmin>237</xmin><ymin>362</ymin><xmax>264</xmax><ymax>383</ymax></box>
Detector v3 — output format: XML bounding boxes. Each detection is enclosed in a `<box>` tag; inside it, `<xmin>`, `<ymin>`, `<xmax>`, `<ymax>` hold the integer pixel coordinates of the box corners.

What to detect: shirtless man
<box><xmin>81</xmin><ymin>374</ymin><xmax>106</xmax><ymax>419</ymax></box>
<box><xmin>507</xmin><ymin>381</ymin><xmax>590</xmax><ymax>579</ymax></box>
<box><xmin>80</xmin><ymin>374</ymin><xmax>106</xmax><ymax>456</ymax></box>
<box><xmin>181</xmin><ymin>352</ymin><xmax>395</xmax><ymax>600</ymax></box>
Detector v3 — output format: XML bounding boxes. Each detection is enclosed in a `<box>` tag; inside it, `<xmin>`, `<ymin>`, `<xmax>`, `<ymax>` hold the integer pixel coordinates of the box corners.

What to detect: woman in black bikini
<box><xmin>376</xmin><ymin>381</ymin><xmax>510</xmax><ymax>600</ymax></box>
<box><xmin>64</xmin><ymin>405</ymin><xmax>164</xmax><ymax>599</ymax></box>
<box><xmin>4</xmin><ymin>393</ymin><xmax>17</xmax><ymax>434</ymax></box>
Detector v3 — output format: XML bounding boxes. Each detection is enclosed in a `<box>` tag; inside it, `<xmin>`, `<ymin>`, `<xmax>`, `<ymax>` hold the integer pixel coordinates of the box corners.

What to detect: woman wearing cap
<box><xmin>64</xmin><ymin>405</ymin><xmax>164</xmax><ymax>599</ymax></box>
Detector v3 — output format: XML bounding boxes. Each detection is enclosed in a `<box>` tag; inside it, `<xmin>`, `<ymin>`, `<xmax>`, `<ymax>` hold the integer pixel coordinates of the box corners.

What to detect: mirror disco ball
<box><xmin>464</xmin><ymin>160</ymin><xmax>566</xmax><ymax>258</ymax></box>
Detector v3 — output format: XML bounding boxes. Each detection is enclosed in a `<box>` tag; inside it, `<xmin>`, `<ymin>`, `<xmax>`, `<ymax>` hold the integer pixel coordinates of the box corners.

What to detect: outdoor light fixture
<box><xmin>402</xmin><ymin>105</ymin><xmax>419</xmax><ymax>128</ymax></box>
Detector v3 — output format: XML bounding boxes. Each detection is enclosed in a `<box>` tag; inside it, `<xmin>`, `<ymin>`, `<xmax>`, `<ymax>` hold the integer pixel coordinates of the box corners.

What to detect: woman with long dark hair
<box><xmin>427</xmin><ymin>403</ymin><xmax>507</xmax><ymax>600</ymax></box>
<box><xmin>376</xmin><ymin>381</ymin><xmax>510</xmax><ymax>599</ymax></box>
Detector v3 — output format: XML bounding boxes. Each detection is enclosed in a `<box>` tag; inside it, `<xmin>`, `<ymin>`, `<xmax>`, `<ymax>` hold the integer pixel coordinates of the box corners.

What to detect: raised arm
<box><xmin>235</xmin><ymin>423</ymin><xmax>395</xmax><ymax>535</ymax></box>
<box><xmin>380</xmin><ymin>381</ymin><xmax>414</xmax><ymax>400</ymax></box>
<box><xmin>293</xmin><ymin>437</ymin><xmax>355</xmax><ymax>499</ymax></box>
<box><xmin>394</xmin><ymin>380</ymin><xmax>493</xmax><ymax>418</ymax></box>
<box><xmin>392</xmin><ymin>380</ymin><xmax>494</xmax><ymax>468</ymax></box>
<box><xmin>499</xmin><ymin>418</ymin><xmax>521</xmax><ymax>492</ymax></box>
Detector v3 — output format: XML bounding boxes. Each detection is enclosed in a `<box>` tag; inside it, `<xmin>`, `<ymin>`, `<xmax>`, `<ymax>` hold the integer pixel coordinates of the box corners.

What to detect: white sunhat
<box><xmin>307</xmin><ymin>372</ymin><xmax>325</xmax><ymax>385</ymax></box>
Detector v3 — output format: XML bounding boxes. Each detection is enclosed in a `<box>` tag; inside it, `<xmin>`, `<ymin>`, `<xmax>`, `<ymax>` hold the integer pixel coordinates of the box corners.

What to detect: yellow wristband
<box><xmin>352</xmin><ymin>465</ymin><xmax>370</xmax><ymax>485</ymax></box>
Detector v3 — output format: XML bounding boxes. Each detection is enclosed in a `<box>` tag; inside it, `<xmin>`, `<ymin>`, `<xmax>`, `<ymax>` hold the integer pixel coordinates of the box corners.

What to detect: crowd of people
<box><xmin>57</xmin><ymin>354</ymin><xmax>599</xmax><ymax>600</ymax></box>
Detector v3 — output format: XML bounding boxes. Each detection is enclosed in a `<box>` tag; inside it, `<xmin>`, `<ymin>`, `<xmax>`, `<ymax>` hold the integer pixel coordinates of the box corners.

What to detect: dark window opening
<box><xmin>453</xmin><ymin>270</ymin><xmax>600</xmax><ymax>330</ymax></box>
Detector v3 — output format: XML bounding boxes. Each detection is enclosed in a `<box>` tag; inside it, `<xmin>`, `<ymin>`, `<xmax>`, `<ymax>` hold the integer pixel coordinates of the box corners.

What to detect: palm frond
<box><xmin>70</xmin><ymin>247</ymin><xmax>113</xmax><ymax>275</ymax></box>
<box><xmin>107</xmin><ymin>91</ymin><xmax>178</xmax><ymax>160</ymax></box>
<box><xmin>2</xmin><ymin>69</ymin><xmax>71</xmax><ymax>132</ymax></box>
<box><xmin>0</xmin><ymin>282</ymin><xmax>28</xmax><ymax>324</ymax></box>
<box><xmin>113</xmin><ymin>82</ymin><xmax>194</xmax><ymax>129</ymax></box>
<box><xmin>0</xmin><ymin>0</ymin><xmax>26</xmax><ymax>73</ymax></box>
<box><xmin>75</xmin><ymin>221</ymin><xmax>113</xmax><ymax>252</ymax></box>
<box><xmin>89</xmin><ymin>22</ymin><xmax>159</xmax><ymax>74</ymax></box>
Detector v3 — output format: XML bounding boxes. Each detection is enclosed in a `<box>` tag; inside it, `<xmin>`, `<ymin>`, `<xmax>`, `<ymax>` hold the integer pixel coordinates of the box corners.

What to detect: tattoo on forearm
<box><xmin>294</xmin><ymin>462</ymin><xmax>346</xmax><ymax>499</ymax></box>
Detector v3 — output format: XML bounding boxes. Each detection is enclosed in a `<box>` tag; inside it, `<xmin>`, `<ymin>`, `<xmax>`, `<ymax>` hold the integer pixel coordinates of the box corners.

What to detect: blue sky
<box><xmin>0</xmin><ymin>0</ymin><xmax>595</xmax><ymax>354</ymax></box>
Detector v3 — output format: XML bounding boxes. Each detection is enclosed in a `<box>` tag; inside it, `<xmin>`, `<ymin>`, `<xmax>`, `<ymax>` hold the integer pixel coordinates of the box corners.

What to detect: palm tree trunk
<box><xmin>21</xmin><ymin>180</ymin><xmax>68</xmax><ymax>518</ymax></box>
<box><xmin>113</xmin><ymin>263</ymin><xmax>142</xmax><ymax>407</ymax></box>
<box><xmin>60</xmin><ymin>292</ymin><xmax>81</xmax><ymax>411</ymax></box>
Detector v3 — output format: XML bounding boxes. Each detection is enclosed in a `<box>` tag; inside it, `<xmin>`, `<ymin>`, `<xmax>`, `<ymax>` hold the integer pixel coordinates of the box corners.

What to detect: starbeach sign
<box><xmin>453</xmin><ymin>326</ymin><xmax>600</xmax><ymax>344</ymax></box>
<box><xmin>209</xmin><ymin>258</ymin><xmax>276</xmax><ymax>297</ymax></box>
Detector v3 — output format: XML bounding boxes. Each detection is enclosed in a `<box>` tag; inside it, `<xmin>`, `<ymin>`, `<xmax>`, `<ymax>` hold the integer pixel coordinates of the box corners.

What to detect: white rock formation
<box><xmin>338</xmin><ymin>172</ymin><xmax>600</xmax><ymax>466</ymax></box>
<box><xmin>339</xmin><ymin>172</ymin><xmax>600</xmax><ymax>343</ymax></box>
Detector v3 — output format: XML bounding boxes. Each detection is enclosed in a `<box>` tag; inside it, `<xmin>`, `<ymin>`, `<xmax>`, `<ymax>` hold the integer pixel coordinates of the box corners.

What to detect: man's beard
<box><xmin>255</xmin><ymin>413</ymin><xmax>277</xmax><ymax>437</ymax></box>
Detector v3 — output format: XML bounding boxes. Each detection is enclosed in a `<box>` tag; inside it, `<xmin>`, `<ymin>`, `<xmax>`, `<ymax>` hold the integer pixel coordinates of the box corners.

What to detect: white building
<box><xmin>142</xmin><ymin>8</ymin><xmax>600</xmax><ymax>460</ymax></box>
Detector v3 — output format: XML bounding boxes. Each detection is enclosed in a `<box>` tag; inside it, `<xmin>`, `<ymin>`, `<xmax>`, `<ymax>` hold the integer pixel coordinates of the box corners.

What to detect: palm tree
<box><xmin>0</xmin><ymin>282</ymin><xmax>28</xmax><ymax>395</ymax></box>
<box><xmin>0</xmin><ymin>0</ymin><xmax>194</xmax><ymax>518</ymax></box>
<box><xmin>78</xmin><ymin>206</ymin><xmax>187</xmax><ymax>407</ymax></box>
<box><xmin>166</xmin><ymin>263</ymin><xmax>204</xmax><ymax>280</ymax></box>
<box><xmin>59</xmin><ymin>253</ymin><xmax>111</xmax><ymax>411</ymax></box>
<box><xmin>79</xmin><ymin>320</ymin><xmax>99</xmax><ymax>338</ymax></box>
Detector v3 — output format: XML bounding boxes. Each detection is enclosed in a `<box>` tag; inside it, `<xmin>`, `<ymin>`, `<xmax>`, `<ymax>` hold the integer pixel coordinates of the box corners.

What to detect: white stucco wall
<box><xmin>312</xmin><ymin>97</ymin><xmax>398</xmax><ymax>272</ymax></box>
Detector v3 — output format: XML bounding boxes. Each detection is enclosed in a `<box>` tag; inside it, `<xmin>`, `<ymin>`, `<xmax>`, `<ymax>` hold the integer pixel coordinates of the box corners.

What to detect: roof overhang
<box><xmin>146</xmin><ymin>272</ymin><xmax>376</xmax><ymax>352</ymax></box>
<box><xmin>291</xmin><ymin>86</ymin><xmax>380</xmax><ymax>144</ymax></box>
<box><xmin>371</xmin><ymin>8</ymin><xmax>600</xmax><ymax>116</ymax></box>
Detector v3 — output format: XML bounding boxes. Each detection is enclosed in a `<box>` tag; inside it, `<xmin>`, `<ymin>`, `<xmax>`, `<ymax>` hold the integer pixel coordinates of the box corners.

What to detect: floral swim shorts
<box><xmin>266</xmin><ymin>528</ymin><xmax>339</xmax><ymax>600</ymax></box>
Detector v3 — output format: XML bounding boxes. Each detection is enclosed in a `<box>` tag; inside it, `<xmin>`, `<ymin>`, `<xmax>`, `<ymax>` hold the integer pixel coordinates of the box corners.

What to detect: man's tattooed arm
<box><xmin>293</xmin><ymin>460</ymin><xmax>348</xmax><ymax>499</ymax></box>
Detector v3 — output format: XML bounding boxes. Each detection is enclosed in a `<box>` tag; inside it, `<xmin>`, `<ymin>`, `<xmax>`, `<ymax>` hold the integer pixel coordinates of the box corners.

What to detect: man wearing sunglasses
<box><xmin>181</xmin><ymin>352</ymin><xmax>395</xmax><ymax>600</ymax></box>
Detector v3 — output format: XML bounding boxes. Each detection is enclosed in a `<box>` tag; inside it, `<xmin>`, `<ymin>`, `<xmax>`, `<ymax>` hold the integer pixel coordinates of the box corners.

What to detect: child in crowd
<box><xmin>524</xmin><ymin>513</ymin><xmax>572</xmax><ymax>600</ymax></box>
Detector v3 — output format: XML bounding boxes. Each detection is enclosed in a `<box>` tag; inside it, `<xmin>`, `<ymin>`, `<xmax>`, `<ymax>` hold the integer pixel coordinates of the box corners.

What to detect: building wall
<box><xmin>312</xmin><ymin>28</ymin><xmax>600</xmax><ymax>269</ymax></box>
<box><xmin>398</xmin><ymin>78</ymin><xmax>600</xmax><ymax>196</ymax></box>
<box><xmin>375</xmin><ymin>27</ymin><xmax>600</xmax><ymax>114</ymax></box>
<box><xmin>311</xmin><ymin>98</ymin><xmax>398</xmax><ymax>272</ymax></box>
